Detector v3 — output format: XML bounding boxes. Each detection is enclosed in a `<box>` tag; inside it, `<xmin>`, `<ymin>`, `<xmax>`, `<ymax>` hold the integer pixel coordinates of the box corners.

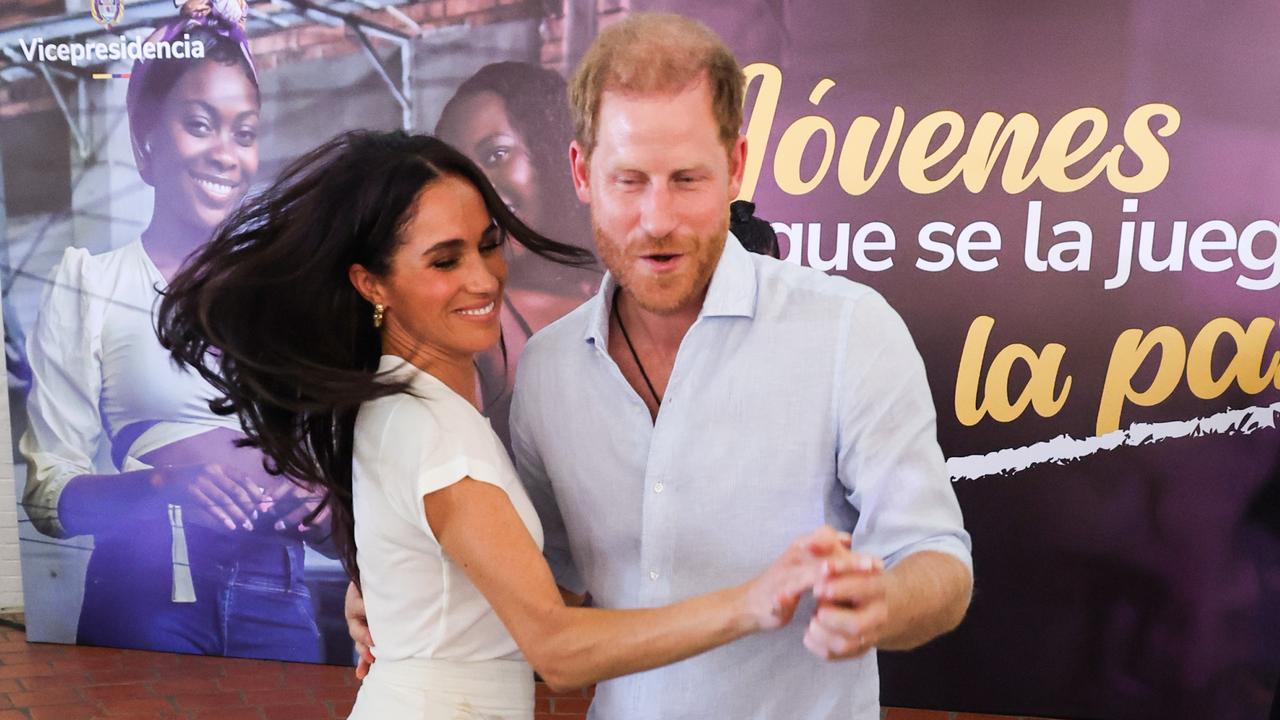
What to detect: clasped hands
<box><xmin>749</xmin><ymin>525</ymin><xmax>888</xmax><ymax>662</ymax></box>
<box><xmin>136</xmin><ymin>429</ymin><xmax>331</xmax><ymax>541</ymax></box>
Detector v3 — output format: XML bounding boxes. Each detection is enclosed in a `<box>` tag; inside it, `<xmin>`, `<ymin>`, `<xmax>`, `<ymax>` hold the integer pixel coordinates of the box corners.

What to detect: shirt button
<box><xmin>649</xmin><ymin>570</ymin><xmax>659</xmax><ymax>581</ymax></box>
<box><xmin>653</xmin><ymin>482</ymin><xmax>664</xmax><ymax>494</ymax></box>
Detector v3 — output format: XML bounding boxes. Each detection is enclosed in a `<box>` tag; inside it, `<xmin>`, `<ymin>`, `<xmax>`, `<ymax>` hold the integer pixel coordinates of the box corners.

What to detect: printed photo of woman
<box><xmin>18</xmin><ymin>5</ymin><xmax>331</xmax><ymax>661</ymax></box>
<box><xmin>435</xmin><ymin>61</ymin><xmax>601</xmax><ymax>443</ymax></box>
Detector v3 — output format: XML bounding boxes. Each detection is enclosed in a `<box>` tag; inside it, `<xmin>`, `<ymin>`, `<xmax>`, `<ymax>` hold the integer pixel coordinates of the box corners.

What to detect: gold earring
<box><xmin>372</xmin><ymin>303</ymin><xmax>384</xmax><ymax>328</ymax></box>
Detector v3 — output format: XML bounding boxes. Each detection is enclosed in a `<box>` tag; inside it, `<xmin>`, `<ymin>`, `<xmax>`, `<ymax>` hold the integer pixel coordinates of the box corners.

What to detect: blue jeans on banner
<box><xmin>76</xmin><ymin>519</ymin><xmax>323</xmax><ymax>662</ymax></box>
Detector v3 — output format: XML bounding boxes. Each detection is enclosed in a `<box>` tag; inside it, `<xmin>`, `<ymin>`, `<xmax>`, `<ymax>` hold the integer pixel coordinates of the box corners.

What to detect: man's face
<box><xmin>570</xmin><ymin>78</ymin><xmax>746</xmax><ymax>315</ymax></box>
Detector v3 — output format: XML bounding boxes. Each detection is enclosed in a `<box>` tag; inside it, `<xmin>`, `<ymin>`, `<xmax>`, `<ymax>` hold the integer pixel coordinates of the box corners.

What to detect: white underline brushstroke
<box><xmin>947</xmin><ymin>401</ymin><xmax>1280</xmax><ymax>481</ymax></box>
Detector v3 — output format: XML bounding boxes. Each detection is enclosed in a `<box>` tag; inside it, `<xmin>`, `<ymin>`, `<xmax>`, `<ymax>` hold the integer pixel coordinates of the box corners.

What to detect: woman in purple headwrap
<box><xmin>19</xmin><ymin>7</ymin><xmax>327</xmax><ymax>661</ymax></box>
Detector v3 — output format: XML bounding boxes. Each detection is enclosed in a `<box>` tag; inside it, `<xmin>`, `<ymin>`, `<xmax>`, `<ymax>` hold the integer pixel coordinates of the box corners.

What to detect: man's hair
<box><xmin>569</xmin><ymin>12</ymin><xmax>744</xmax><ymax>159</ymax></box>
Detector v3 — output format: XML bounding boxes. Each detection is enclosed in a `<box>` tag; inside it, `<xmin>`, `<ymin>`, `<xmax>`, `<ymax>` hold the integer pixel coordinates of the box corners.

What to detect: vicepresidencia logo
<box><xmin>90</xmin><ymin>0</ymin><xmax>124</xmax><ymax>29</ymax></box>
<box><xmin>18</xmin><ymin>0</ymin><xmax>205</xmax><ymax>81</ymax></box>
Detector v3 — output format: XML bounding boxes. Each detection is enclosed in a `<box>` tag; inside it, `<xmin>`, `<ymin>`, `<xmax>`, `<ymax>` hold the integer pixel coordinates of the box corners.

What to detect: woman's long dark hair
<box><xmin>157</xmin><ymin>130</ymin><xmax>594</xmax><ymax>584</ymax></box>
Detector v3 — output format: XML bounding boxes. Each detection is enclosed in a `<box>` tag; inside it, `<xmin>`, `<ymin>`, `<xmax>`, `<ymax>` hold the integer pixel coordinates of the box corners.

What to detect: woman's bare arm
<box><xmin>424</xmin><ymin>478</ymin><xmax>850</xmax><ymax>691</ymax></box>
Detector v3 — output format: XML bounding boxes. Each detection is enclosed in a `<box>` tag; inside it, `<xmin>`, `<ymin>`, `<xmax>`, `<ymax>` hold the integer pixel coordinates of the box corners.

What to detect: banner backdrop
<box><xmin>2</xmin><ymin>1</ymin><xmax>1278</xmax><ymax>719</ymax></box>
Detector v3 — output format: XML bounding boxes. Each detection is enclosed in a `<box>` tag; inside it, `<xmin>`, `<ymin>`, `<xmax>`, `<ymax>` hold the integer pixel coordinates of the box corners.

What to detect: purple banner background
<box><xmin>635</xmin><ymin>2</ymin><xmax>1280</xmax><ymax>718</ymax></box>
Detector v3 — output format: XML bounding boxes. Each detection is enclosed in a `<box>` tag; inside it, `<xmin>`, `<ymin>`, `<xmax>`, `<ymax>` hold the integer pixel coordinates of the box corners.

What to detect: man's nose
<box><xmin>639</xmin><ymin>185</ymin><xmax>678</xmax><ymax>240</ymax></box>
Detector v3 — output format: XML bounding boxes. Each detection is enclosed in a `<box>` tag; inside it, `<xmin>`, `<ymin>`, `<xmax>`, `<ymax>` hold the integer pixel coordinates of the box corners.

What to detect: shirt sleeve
<box><xmin>835</xmin><ymin>290</ymin><xmax>973</xmax><ymax>574</ymax></box>
<box><xmin>19</xmin><ymin>248</ymin><xmax>106</xmax><ymax>538</ymax></box>
<box><xmin>374</xmin><ymin>397</ymin><xmax>506</xmax><ymax>538</ymax></box>
<box><xmin>510</xmin><ymin>360</ymin><xmax>585</xmax><ymax>595</ymax></box>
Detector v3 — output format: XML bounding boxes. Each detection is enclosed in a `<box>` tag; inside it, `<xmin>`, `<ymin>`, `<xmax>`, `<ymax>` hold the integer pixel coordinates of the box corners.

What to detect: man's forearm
<box><xmin>878</xmin><ymin>550</ymin><xmax>972</xmax><ymax>650</ymax></box>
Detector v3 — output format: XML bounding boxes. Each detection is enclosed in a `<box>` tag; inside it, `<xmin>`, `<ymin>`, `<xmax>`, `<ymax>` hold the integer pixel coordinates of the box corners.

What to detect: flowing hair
<box><xmin>156</xmin><ymin>130</ymin><xmax>594</xmax><ymax>585</ymax></box>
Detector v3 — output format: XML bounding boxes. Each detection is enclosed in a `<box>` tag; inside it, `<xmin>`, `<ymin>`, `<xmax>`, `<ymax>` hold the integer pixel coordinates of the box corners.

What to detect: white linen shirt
<box><xmin>510</xmin><ymin>235</ymin><xmax>971</xmax><ymax>720</ymax></box>
<box><xmin>20</xmin><ymin>241</ymin><xmax>241</xmax><ymax>538</ymax></box>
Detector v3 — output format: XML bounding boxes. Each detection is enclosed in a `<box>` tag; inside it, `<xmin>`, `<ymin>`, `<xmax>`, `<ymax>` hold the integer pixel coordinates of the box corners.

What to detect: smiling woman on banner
<box><xmin>19</xmin><ymin>5</ymin><xmax>330</xmax><ymax>661</ymax></box>
<box><xmin>435</xmin><ymin>62</ymin><xmax>601</xmax><ymax>443</ymax></box>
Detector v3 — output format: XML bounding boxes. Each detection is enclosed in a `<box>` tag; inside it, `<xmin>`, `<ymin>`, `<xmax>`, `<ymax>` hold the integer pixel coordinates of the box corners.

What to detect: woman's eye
<box><xmin>235</xmin><ymin>128</ymin><xmax>258</xmax><ymax>146</ymax></box>
<box><xmin>432</xmin><ymin>257</ymin><xmax>460</xmax><ymax>270</ymax></box>
<box><xmin>481</xmin><ymin>231</ymin><xmax>508</xmax><ymax>253</ymax></box>
<box><xmin>484</xmin><ymin>147</ymin><xmax>511</xmax><ymax>166</ymax></box>
<box><xmin>184</xmin><ymin>118</ymin><xmax>213</xmax><ymax>137</ymax></box>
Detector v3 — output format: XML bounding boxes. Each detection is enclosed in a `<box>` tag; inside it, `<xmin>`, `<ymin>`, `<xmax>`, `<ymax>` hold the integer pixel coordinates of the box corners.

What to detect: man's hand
<box><xmin>805</xmin><ymin>552</ymin><xmax>886</xmax><ymax>660</ymax></box>
<box><xmin>804</xmin><ymin>550</ymin><xmax>972</xmax><ymax>660</ymax></box>
<box><xmin>345</xmin><ymin>581</ymin><xmax>375</xmax><ymax>679</ymax></box>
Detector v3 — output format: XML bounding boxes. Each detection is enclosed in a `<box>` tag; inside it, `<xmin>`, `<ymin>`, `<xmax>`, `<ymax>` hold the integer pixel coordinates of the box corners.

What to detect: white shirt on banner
<box><xmin>20</xmin><ymin>240</ymin><xmax>241</xmax><ymax>538</ymax></box>
<box><xmin>510</xmin><ymin>234</ymin><xmax>971</xmax><ymax>720</ymax></box>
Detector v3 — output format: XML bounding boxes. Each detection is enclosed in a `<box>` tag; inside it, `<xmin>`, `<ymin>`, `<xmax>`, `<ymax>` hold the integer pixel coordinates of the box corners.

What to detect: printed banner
<box><xmin>1</xmin><ymin>1</ymin><xmax>1276</xmax><ymax>718</ymax></box>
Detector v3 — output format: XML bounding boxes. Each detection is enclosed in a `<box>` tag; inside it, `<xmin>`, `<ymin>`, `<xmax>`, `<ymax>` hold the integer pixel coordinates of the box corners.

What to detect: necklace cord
<box><xmin>611</xmin><ymin>291</ymin><xmax>662</xmax><ymax>407</ymax></box>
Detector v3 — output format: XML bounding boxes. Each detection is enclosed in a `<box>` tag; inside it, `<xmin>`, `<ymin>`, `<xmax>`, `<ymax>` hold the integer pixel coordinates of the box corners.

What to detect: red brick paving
<box><xmin>0</xmin><ymin>624</ymin><xmax>1061</xmax><ymax>720</ymax></box>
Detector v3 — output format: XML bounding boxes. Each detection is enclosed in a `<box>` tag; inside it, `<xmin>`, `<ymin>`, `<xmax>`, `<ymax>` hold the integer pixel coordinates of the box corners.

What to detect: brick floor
<box><xmin>0</xmin><ymin>623</ymin><xmax>1060</xmax><ymax>720</ymax></box>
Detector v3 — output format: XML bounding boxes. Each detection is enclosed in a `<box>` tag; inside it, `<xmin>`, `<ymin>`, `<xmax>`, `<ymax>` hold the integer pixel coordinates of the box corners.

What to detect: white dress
<box><xmin>348</xmin><ymin>355</ymin><xmax>544</xmax><ymax>720</ymax></box>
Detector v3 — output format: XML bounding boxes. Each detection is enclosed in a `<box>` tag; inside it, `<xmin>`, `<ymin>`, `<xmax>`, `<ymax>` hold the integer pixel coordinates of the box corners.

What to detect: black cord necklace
<box><xmin>612</xmin><ymin>291</ymin><xmax>662</xmax><ymax>407</ymax></box>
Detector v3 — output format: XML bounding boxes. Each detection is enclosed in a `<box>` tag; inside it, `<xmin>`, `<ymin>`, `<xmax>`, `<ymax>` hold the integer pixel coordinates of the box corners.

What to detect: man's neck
<box><xmin>614</xmin><ymin>289</ymin><xmax>703</xmax><ymax>356</ymax></box>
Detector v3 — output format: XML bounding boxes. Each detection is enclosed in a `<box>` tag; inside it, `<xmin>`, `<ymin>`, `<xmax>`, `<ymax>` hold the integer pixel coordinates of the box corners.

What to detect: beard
<box><xmin>593</xmin><ymin>217</ymin><xmax>728</xmax><ymax>316</ymax></box>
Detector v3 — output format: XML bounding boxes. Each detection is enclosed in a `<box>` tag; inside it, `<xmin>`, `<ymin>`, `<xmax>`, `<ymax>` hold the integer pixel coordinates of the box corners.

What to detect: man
<box><xmin>506</xmin><ymin>12</ymin><xmax>972</xmax><ymax>720</ymax></box>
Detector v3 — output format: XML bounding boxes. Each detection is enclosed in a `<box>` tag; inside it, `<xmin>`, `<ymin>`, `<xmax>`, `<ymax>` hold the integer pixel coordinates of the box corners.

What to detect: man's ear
<box><xmin>727</xmin><ymin>135</ymin><xmax>748</xmax><ymax>201</ymax></box>
<box><xmin>569</xmin><ymin>140</ymin><xmax>592</xmax><ymax>205</ymax></box>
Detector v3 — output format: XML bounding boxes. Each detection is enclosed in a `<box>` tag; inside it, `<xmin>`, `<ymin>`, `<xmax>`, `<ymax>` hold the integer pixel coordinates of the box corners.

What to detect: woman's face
<box><xmin>147</xmin><ymin>60</ymin><xmax>260</xmax><ymax>237</ymax></box>
<box><xmin>371</xmin><ymin>175</ymin><xmax>508</xmax><ymax>360</ymax></box>
<box><xmin>437</xmin><ymin>91</ymin><xmax>547</xmax><ymax>234</ymax></box>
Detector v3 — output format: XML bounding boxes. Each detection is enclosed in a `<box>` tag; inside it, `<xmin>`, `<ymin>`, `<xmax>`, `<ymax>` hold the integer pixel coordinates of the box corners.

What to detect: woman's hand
<box><xmin>345</xmin><ymin>582</ymin><xmax>375</xmax><ymax>679</ymax></box>
<box><xmin>261</xmin><ymin>482</ymin><xmax>333</xmax><ymax>544</ymax></box>
<box><xmin>741</xmin><ymin>525</ymin><xmax>866</xmax><ymax>631</ymax></box>
<box><xmin>136</xmin><ymin>427</ymin><xmax>329</xmax><ymax>539</ymax></box>
<box><xmin>149</xmin><ymin>462</ymin><xmax>269</xmax><ymax>533</ymax></box>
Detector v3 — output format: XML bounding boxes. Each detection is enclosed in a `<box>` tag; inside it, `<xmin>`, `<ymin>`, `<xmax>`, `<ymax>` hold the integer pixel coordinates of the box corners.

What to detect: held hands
<box><xmin>747</xmin><ymin>525</ymin><xmax>889</xmax><ymax>661</ymax></box>
<box><xmin>743</xmin><ymin>526</ymin><xmax>879</xmax><ymax>632</ymax></box>
<box><xmin>805</xmin><ymin>545</ymin><xmax>886</xmax><ymax>661</ymax></box>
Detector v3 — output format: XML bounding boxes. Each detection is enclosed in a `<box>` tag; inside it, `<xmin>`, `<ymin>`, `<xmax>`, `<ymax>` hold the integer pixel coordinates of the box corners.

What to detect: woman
<box><xmin>157</xmin><ymin>131</ymin><xmax>856</xmax><ymax>717</ymax></box>
<box><xmin>436</xmin><ymin>62</ymin><xmax>600</xmax><ymax>442</ymax></box>
<box><xmin>19</xmin><ymin>8</ymin><xmax>328</xmax><ymax>660</ymax></box>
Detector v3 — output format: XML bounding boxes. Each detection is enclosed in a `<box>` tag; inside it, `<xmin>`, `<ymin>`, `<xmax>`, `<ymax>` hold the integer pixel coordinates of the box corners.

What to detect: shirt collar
<box><xmin>582</xmin><ymin>232</ymin><xmax>758</xmax><ymax>346</ymax></box>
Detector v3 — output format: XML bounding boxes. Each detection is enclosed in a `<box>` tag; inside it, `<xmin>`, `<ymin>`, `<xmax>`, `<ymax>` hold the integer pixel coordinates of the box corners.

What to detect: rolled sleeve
<box><xmin>835</xmin><ymin>291</ymin><xmax>972</xmax><ymax>575</ymax></box>
<box><xmin>19</xmin><ymin>248</ymin><xmax>105</xmax><ymax>538</ymax></box>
